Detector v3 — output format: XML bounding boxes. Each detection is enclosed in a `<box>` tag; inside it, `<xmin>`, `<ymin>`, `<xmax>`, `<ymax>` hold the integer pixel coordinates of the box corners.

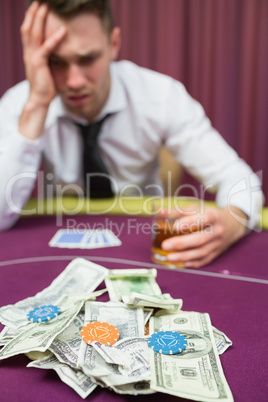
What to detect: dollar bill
<box><xmin>0</xmin><ymin>258</ymin><xmax>108</xmax><ymax>329</ymax></box>
<box><xmin>0</xmin><ymin>326</ymin><xmax>20</xmax><ymax>346</ymax></box>
<box><xmin>92</xmin><ymin>337</ymin><xmax>149</xmax><ymax>371</ymax></box>
<box><xmin>48</xmin><ymin>311</ymin><xmax>85</xmax><ymax>368</ymax></box>
<box><xmin>122</xmin><ymin>292</ymin><xmax>183</xmax><ymax>313</ymax></box>
<box><xmin>143</xmin><ymin>308</ymin><xmax>154</xmax><ymax>326</ymax></box>
<box><xmin>77</xmin><ymin>301</ymin><xmax>145</xmax><ymax>381</ymax></box>
<box><xmin>0</xmin><ymin>289</ymin><xmax>106</xmax><ymax>349</ymax></box>
<box><xmin>27</xmin><ymin>354</ymin><xmax>96</xmax><ymax>399</ymax></box>
<box><xmin>78</xmin><ymin>343</ymin><xmax>113</xmax><ymax>378</ymax></box>
<box><xmin>149</xmin><ymin>311</ymin><xmax>234</xmax><ymax>402</ymax></box>
<box><xmin>91</xmin><ymin>337</ymin><xmax>151</xmax><ymax>386</ymax></box>
<box><xmin>0</xmin><ymin>294</ymin><xmax>88</xmax><ymax>360</ymax></box>
<box><xmin>94</xmin><ymin>363</ymin><xmax>150</xmax><ymax>387</ymax></box>
<box><xmin>212</xmin><ymin>326</ymin><xmax>233</xmax><ymax>355</ymax></box>
<box><xmin>26</xmin><ymin>350</ymin><xmax>53</xmax><ymax>361</ymax></box>
<box><xmin>110</xmin><ymin>381</ymin><xmax>155</xmax><ymax>395</ymax></box>
<box><xmin>105</xmin><ymin>268</ymin><xmax>162</xmax><ymax>301</ymax></box>
<box><xmin>84</xmin><ymin>300</ymin><xmax>145</xmax><ymax>338</ymax></box>
<box><xmin>82</xmin><ymin>352</ymin><xmax>148</xmax><ymax>388</ymax></box>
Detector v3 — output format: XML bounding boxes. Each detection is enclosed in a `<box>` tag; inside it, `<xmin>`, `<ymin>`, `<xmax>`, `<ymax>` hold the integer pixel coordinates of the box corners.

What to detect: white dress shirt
<box><xmin>0</xmin><ymin>60</ymin><xmax>263</xmax><ymax>231</ymax></box>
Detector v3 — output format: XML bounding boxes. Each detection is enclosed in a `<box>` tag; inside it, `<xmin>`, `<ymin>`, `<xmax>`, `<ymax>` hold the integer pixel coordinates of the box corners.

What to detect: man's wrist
<box><xmin>223</xmin><ymin>205</ymin><xmax>249</xmax><ymax>237</ymax></box>
<box><xmin>24</xmin><ymin>94</ymin><xmax>51</xmax><ymax>112</ymax></box>
<box><xmin>19</xmin><ymin>100</ymin><xmax>49</xmax><ymax>140</ymax></box>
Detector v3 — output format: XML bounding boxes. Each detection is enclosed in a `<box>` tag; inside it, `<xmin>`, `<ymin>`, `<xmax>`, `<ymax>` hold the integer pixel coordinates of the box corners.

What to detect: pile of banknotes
<box><xmin>0</xmin><ymin>258</ymin><xmax>233</xmax><ymax>401</ymax></box>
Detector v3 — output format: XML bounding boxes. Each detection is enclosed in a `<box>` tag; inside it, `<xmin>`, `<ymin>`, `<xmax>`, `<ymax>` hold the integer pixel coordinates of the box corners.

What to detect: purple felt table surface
<box><xmin>0</xmin><ymin>214</ymin><xmax>267</xmax><ymax>402</ymax></box>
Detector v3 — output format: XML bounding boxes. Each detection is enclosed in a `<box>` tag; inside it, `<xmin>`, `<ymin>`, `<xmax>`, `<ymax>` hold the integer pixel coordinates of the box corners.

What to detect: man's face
<box><xmin>45</xmin><ymin>12</ymin><xmax>120</xmax><ymax>121</ymax></box>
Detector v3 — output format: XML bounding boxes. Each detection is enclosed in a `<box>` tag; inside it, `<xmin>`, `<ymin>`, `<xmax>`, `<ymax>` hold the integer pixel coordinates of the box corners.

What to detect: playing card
<box><xmin>49</xmin><ymin>229</ymin><xmax>122</xmax><ymax>249</ymax></box>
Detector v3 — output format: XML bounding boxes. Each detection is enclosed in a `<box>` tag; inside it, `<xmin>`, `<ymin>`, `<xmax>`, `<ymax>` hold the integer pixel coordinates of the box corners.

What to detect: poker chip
<box><xmin>27</xmin><ymin>305</ymin><xmax>61</xmax><ymax>323</ymax></box>
<box><xmin>81</xmin><ymin>321</ymin><xmax>120</xmax><ymax>346</ymax></box>
<box><xmin>148</xmin><ymin>331</ymin><xmax>187</xmax><ymax>355</ymax></box>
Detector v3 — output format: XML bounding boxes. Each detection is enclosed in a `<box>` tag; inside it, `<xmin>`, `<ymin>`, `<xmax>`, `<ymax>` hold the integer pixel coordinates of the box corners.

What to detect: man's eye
<box><xmin>80</xmin><ymin>56</ymin><xmax>98</xmax><ymax>65</ymax></box>
<box><xmin>49</xmin><ymin>59</ymin><xmax>65</xmax><ymax>67</ymax></box>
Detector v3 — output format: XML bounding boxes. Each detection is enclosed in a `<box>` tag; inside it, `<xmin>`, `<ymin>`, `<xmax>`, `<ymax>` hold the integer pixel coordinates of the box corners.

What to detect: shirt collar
<box><xmin>99</xmin><ymin>61</ymin><xmax>127</xmax><ymax>117</ymax></box>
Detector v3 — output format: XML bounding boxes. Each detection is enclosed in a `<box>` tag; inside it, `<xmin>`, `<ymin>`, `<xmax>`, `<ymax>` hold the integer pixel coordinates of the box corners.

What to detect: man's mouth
<box><xmin>66</xmin><ymin>94</ymin><xmax>91</xmax><ymax>105</ymax></box>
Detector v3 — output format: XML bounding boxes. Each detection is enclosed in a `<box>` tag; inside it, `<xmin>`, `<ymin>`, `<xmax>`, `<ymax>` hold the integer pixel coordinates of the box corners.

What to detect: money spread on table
<box><xmin>0</xmin><ymin>258</ymin><xmax>233</xmax><ymax>401</ymax></box>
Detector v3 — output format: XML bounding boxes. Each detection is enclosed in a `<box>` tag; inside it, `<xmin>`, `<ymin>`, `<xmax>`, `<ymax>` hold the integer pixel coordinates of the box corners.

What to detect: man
<box><xmin>0</xmin><ymin>0</ymin><xmax>263</xmax><ymax>267</ymax></box>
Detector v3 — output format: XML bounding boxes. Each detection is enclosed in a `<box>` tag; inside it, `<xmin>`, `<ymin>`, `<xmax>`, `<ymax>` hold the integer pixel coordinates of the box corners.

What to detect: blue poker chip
<box><xmin>27</xmin><ymin>305</ymin><xmax>61</xmax><ymax>323</ymax></box>
<box><xmin>148</xmin><ymin>331</ymin><xmax>187</xmax><ymax>355</ymax></box>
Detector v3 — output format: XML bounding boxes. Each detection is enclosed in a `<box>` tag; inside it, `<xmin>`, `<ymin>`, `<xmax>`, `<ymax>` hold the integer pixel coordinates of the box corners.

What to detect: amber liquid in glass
<box><xmin>151</xmin><ymin>218</ymin><xmax>179</xmax><ymax>266</ymax></box>
<box><xmin>151</xmin><ymin>218</ymin><xmax>193</xmax><ymax>267</ymax></box>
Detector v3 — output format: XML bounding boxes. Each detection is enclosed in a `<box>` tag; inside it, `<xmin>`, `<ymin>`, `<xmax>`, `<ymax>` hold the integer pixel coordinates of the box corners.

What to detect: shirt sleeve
<box><xmin>0</xmin><ymin>84</ymin><xmax>44</xmax><ymax>231</ymax></box>
<box><xmin>163</xmin><ymin>80</ymin><xmax>264</xmax><ymax>230</ymax></box>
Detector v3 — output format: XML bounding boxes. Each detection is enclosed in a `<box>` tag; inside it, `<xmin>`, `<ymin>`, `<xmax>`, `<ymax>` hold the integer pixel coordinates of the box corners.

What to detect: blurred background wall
<box><xmin>0</xmin><ymin>0</ymin><xmax>267</xmax><ymax>204</ymax></box>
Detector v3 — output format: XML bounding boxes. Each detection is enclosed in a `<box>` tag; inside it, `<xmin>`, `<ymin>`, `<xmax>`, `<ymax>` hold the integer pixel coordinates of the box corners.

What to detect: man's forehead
<box><xmin>44</xmin><ymin>11</ymin><xmax>64</xmax><ymax>38</ymax></box>
<box><xmin>44</xmin><ymin>11</ymin><xmax>105</xmax><ymax>39</ymax></box>
<box><xmin>44</xmin><ymin>11</ymin><xmax>108</xmax><ymax>56</ymax></box>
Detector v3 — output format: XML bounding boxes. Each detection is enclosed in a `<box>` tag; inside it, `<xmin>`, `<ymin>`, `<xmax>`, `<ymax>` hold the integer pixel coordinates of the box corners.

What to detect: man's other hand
<box><xmin>162</xmin><ymin>205</ymin><xmax>248</xmax><ymax>268</ymax></box>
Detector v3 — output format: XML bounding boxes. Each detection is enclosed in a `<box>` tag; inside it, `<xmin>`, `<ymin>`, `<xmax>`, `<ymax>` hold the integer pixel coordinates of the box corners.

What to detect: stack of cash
<box><xmin>0</xmin><ymin>258</ymin><xmax>233</xmax><ymax>401</ymax></box>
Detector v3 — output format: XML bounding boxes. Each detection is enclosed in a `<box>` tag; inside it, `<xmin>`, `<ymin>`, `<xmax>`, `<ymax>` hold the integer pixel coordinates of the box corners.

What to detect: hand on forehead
<box><xmin>44</xmin><ymin>10</ymin><xmax>66</xmax><ymax>40</ymax></box>
<box><xmin>44</xmin><ymin>10</ymin><xmax>106</xmax><ymax>52</ymax></box>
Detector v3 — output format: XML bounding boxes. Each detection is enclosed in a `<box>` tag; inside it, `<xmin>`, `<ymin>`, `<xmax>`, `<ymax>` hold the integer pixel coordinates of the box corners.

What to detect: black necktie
<box><xmin>77</xmin><ymin>115</ymin><xmax>114</xmax><ymax>198</ymax></box>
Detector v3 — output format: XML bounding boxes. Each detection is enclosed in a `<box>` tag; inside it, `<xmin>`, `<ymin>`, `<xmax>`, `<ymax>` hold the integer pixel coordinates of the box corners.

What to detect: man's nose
<box><xmin>66</xmin><ymin>64</ymin><xmax>87</xmax><ymax>90</ymax></box>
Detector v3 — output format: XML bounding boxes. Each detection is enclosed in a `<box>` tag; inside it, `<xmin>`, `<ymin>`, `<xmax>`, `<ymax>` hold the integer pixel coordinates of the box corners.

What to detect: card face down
<box><xmin>49</xmin><ymin>229</ymin><xmax>122</xmax><ymax>249</ymax></box>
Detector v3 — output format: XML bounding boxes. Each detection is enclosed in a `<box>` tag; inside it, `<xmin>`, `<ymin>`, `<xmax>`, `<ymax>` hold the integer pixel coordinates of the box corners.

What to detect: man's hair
<box><xmin>27</xmin><ymin>0</ymin><xmax>114</xmax><ymax>34</ymax></box>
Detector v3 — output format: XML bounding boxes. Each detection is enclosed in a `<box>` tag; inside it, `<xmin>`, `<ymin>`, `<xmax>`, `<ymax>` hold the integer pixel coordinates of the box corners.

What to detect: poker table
<box><xmin>0</xmin><ymin>198</ymin><xmax>268</xmax><ymax>402</ymax></box>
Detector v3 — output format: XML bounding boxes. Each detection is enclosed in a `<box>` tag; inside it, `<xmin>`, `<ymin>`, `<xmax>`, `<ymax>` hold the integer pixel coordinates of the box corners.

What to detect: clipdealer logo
<box><xmin>4</xmin><ymin>170</ymin><xmax>264</xmax><ymax>232</ymax></box>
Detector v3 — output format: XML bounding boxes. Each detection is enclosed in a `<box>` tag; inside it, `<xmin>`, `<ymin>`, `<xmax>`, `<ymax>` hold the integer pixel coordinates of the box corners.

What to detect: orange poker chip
<box><xmin>81</xmin><ymin>321</ymin><xmax>120</xmax><ymax>346</ymax></box>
